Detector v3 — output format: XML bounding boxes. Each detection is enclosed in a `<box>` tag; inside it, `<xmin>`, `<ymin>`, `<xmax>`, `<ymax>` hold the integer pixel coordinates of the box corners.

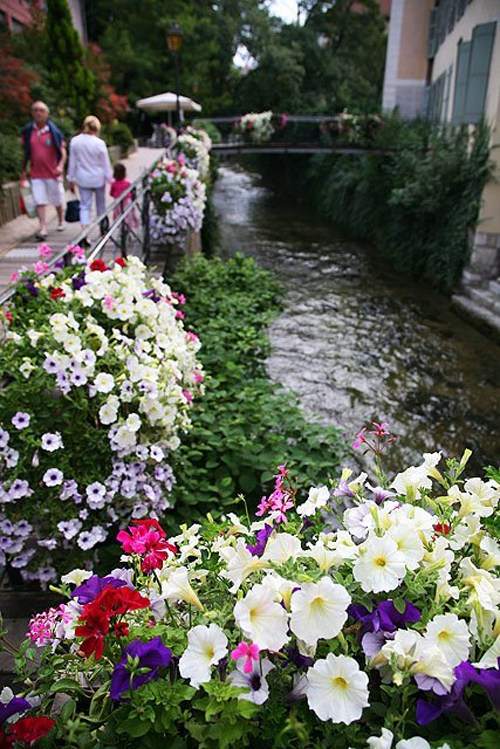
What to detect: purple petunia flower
<box><xmin>0</xmin><ymin>695</ymin><xmax>31</xmax><ymax>725</ymax></box>
<box><xmin>110</xmin><ymin>637</ymin><xmax>172</xmax><ymax>701</ymax></box>
<box><xmin>246</xmin><ymin>524</ymin><xmax>275</xmax><ymax>557</ymax></box>
<box><xmin>416</xmin><ymin>659</ymin><xmax>500</xmax><ymax>726</ymax></box>
<box><xmin>43</xmin><ymin>468</ymin><xmax>64</xmax><ymax>487</ymax></box>
<box><xmin>71</xmin><ymin>574</ymin><xmax>128</xmax><ymax>604</ymax></box>
<box><xmin>348</xmin><ymin>600</ymin><xmax>421</xmax><ymax>635</ymax></box>
<box><xmin>11</xmin><ymin>412</ymin><xmax>30</xmax><ymax>430</ymax></box>
<box><xmin>348</xmin><ymin>600</ymin><xmax>421</xmax><ymax>657</ymax></box>
<box><xmin>72</xmin><ymin>274</ymin><xmax>86</xmax><ymax>291</ymax></box>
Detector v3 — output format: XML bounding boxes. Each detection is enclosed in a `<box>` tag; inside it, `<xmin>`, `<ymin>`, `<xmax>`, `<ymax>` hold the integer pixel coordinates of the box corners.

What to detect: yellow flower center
<box><xmin>332</xmin><ymin>676</ymin><xmax>348</xmax><ymax>690</ymax></box>
<box><xmin>374</xmin><ymin>556</ymin><xmax>387</xmax><ymax>567</ymax></box>
<box><xmin>310</xmin><ymin>596</ymin><xmax>326</xmax><ymax>612</ymax></box>
<box><xmin>437</xmin><ymin>630</ymin><xmax>450</xmax><ymax>641</ymax></box>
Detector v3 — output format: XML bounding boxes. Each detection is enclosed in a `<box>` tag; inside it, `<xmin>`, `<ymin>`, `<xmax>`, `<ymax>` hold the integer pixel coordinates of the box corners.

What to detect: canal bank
<box><xmin>213</xmin><ymin>164</ymin><xmax>500</xmax><ymax>473</ymax></box>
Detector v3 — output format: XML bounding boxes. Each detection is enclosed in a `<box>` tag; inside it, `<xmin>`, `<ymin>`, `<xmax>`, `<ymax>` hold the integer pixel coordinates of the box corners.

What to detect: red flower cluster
<box><xmin>117</xmin><ymin>518</ymin><xmax>177</xmax><ymax>573</ymax></box>
<box><xmin>89</xmin><ymin>259</ymin><xmax>109</xmax><ymax>272</ymax></box>
<box><xmin>433</xmin><ymin>522</ymin><xmax>451</xmax><ymax>540</ymax></box>
<box><xmin>115</xmin><ymin>257</ymin><xmax>127</xmax><ymax>268</ymax></box>
<box><xmin>50</xmin><ymin>286</ymin><xmax>66</xmax><ymax>300</ymax></box>
<box><xmin>75</xmin><ymin>585</ymin><xmax>150</xmax><ymax>660</ymax></box>
<box><xmin>0</xmin><ymin>716</ymin><xmax>55</xmax><ymax>747</ymax></box>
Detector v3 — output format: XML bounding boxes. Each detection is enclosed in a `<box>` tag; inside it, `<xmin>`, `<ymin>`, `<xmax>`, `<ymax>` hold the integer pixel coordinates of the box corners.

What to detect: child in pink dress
<box><xmin>110</xmin><ymin>163</ymin><xmax>138</xmax><ymax>226</ymax></box>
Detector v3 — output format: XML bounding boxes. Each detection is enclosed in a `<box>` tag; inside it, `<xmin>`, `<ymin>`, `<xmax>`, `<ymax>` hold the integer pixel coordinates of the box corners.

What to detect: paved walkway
<box><xmin>0</xmin><ymin>148</ymin><xmax>161</xmax><ymax>294</ymax></box>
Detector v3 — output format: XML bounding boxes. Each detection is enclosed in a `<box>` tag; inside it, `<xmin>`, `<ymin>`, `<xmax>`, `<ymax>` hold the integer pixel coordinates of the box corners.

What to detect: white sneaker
<box><xmin>57</xmin><ymin>222</ymin><xmax>66</xmax><ymax>231</ymax></box>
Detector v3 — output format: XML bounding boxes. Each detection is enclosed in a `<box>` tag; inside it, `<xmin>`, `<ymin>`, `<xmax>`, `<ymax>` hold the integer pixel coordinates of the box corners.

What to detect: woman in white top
<box><xmin>67</xmin><ymin>115</ymin><xmax>113</xmax><ymax>228</ymax></box>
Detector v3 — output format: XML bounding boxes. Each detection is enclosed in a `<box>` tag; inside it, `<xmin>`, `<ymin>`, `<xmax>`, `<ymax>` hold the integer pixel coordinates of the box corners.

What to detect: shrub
<box><xmin>168</xmin><ymin>254</ymin><xmax>345</xmax><ymax>524</ymax></box>
<box><xmin>109</xmin><ymin>122</ymin><xmax>135</xmax><ymax>152</ymax></box>
<box><xmin>306</xmin><ymin>118</ymin><xmax>493</xmax><ymax>291</ymax></box>
<box><xmin>0</xmin><ymin>133</ymin><xmax>23</xmax><ymax>185</ymax></box>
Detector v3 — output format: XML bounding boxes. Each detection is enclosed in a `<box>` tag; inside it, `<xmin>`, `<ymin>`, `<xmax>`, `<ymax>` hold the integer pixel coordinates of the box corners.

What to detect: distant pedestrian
<box><xmin>20</xmin><ymin>101</ymin><xmax>67</xmax><ymax>240</ymax></box>
<box><xmin>110</xmin><ymin>163</ymin><xmax>137</xmax><ymax>227</ymax></box>
<box><xmin>67</xmin><ymin>115</ymin><xmax>113</xmax><ymax>230</ymax></box>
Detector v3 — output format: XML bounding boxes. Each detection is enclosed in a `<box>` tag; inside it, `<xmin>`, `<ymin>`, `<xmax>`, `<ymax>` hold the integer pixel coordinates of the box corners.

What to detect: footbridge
<box><xmin>205</xmin><ymin>114</ymin><xmax>386</xmax><ymax>155</ymax></box>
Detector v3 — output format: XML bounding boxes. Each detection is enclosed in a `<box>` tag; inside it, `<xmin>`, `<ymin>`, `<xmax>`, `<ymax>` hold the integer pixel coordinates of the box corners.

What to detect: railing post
<box><xmin>142</xmin><ymin>176</ymin><xmax>151</xmax><ymax>265</ymax></box>
<box><xmin>119</xmin><ymin>198</ymin><xmax>128</xmax><ymax>259</ymax></box>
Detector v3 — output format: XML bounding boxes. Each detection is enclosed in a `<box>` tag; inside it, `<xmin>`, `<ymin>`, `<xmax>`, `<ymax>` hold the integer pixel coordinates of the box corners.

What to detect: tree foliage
<box><xmin>0</xmin><ymin>40</ymin><xmax>39</xmax><ymax>129</ymax></box>
<box><xmin>44</xmin><ymin>0</ymin><xmax>96</xmax><ymax>124</ymax></box>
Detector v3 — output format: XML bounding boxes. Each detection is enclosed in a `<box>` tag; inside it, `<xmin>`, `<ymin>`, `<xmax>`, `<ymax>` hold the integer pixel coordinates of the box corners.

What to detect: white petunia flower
<box><xmin>353</xmin><ymin>534</ymin><xmax>406</xmax><ymax>593</ymax></box>
<box><xmin>424</xmin><ymin>613</ymin><xmax>471</xmax><ymax>666</ymax></box>
<box><xmin>306</xmin><ymin>653</ymin><xmax>369</xmax><ymax>724</ymax></box>
<box><xmin>396</xmin><ymin>739</ymin><xmax>432</xmax><ymax>749</ymax></box>
<box><xmin>343</xmin><ymin>501</ymin><xmax>377</xmax><ymax>540</ymax></box>
<box><xmin>290</xmin><ymin>576</ymin><xmax>351</xmax><ymax>647</ymax></box>
<box><xmin>262</xmin><ymin>533</ymin><xmax>302</xmax><ymax>564</ymax></box>
<box><xmin>178</xmin><ymin>624</ymin><xmax>228</xmax><ymax>688</ymax></box>
<box><xmin>367</xmin><ymin>728</ymin><xmax>394</xmax><ymax>749</ymax></box>
<box><xmin>219</xmin><ymin>538</ymin><xmax>268</xmax><ymax>593</ymax></box>
<box><xmin>386</xmin><ymin>522</ymin><xmax>424</xmax><ymax>571</ymax></box>
<box><xmin>94</xmin><ymin>373</ymin><xmax>115</xmax><ymax>393</ymax></box>
<box><xmin>161</xmin><ymin>567</ymin><xmax>203</xmax><ymax>610</ymax></box>
<box><xmin>233</xmin><ymin>583</ymin><xmax>289</xmax><ymax>651</ymax></box>
<box><xmin>391</xmin><ymin>466</ymin><xmax>432</xmax><ymax>501</ymax></box>
<box><xmin>61</xmin><ymin>569</ymin><xmax>93</xmax><ymax>586</ymax></box>
<box><xmin>296</xmin><ymin>486</ymin><xmax>330</xmax><ymax>516</ymax></box>
<box><xmin>228</xmin><ymin>657</ymin><xmax>274</xmax><ymax>704</ymax></box>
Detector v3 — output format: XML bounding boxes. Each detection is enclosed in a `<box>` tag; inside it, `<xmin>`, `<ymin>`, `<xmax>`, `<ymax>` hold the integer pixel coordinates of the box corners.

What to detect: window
<box><xmin>452</xmin><ymin>22</ymin><xmax>497</xmax><ymax>124</ymax></box>
<box><xmin>464</xmin><ymin>22</ymin><xmax>496</xmax><ymax>123</ymax></box>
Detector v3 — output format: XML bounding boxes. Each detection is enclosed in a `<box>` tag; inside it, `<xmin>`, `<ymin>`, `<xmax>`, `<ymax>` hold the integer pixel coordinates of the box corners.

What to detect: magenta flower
<box><xmin>370</xmin><ymin>421</ymin><xmax>391</xmax><ymax>438</ymax></box>
<box><xmin>352</xmin><ymin>428</ymin><xmax>366</xmax><ymax>449</ymax></box>
<box><xmin>231</xmin><ymin>641</ymin><xmax>260</xmax><ymax>674</ymax></box>
<box><xmin>38</xmin><ymin>244</ymin><xmax>52</xmax><ymax>259</ymax></box>
<box><xmin>33</xmin><ymin>260</ymin><xmax>50</xmax><ymax>275</ymax></box>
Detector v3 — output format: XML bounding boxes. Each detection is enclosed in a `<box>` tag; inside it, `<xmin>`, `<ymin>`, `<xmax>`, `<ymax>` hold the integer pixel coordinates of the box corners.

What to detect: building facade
<box><xmin>382</xmin><ymin>0</ymin><xmax>500</xmax><ymax>283</ymax></box>
<box><xmin>0</xmin><ymin>0</ymin><xmax>87</xmax><ymax>41</ymax></box>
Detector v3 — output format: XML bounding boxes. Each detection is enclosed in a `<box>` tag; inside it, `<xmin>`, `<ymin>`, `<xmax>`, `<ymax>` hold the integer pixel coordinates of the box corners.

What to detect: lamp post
<box><xmin>166</xmin><ymin>22</ymin><xmax>184</xmax><ymax>130</ymax></box>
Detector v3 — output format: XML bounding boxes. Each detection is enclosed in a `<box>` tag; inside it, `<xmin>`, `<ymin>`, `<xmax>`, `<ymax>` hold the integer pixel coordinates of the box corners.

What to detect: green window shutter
<box><xmin>464</xmin><ymin>22</ymin><xmax>496</xmax><ymax>123</ymax></box>
<box><xmin>428</xmin><ymin>8</ymin><xmax>437</xmax><ymax>59</ymax></box>
<box><xmin>452</xmin><ymin>40</ymin><xmax>470</xmax><ymax>125</ymax></box>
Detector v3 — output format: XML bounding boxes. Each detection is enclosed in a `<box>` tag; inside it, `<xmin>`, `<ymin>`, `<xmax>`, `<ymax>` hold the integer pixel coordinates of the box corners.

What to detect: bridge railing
<box><xmin>0</xmin><ymin>151</ymin><xmax>166</xmax><ymax>306</ymax></box>
<box><xmin>205</xmin><ymin>113</ymin><xmax>385</xmax><ymax>150</ymax></box>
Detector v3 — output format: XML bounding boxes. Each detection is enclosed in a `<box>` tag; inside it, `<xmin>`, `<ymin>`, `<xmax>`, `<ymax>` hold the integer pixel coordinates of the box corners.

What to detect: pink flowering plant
<box><xmin>5</xmin><ymin>437</ymin><xmax>500</xmax><ymax>748</ymax></box>
<box><xmin>0</xmin><ymin>252</ymin><xmax>203</xmax><ymax>583</ymax></box>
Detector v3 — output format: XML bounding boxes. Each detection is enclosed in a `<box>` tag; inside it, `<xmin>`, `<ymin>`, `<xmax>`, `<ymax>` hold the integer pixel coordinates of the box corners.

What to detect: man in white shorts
<box><xmin>20</xmin><ymin>101</ymin><xmax>67</xmax><ymax>240</ymax></box>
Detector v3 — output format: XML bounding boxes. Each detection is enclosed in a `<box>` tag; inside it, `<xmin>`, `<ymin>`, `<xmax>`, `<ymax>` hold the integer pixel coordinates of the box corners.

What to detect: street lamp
<box><xmin>166</xmin><ymin>22</ymin><xmax>184</xmax><ymax>129</ymax></box>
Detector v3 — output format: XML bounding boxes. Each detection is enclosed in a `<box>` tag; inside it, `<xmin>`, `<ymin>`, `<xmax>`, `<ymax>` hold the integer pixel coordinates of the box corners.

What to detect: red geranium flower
<box><xmin>114</xmin><ymin>621</ymin><xmax>130</xmax><ymax>637</ymax></box>
<box><xmin>89</xmin><ymin>259</ymin><xmax>108</xmax><ymax>272</ymax></box>
<box><xmin>115</xmin><ymin>257</ymin><xmax>127</xmax><ymax>268</ymax></box>
<box><xmin>117</xmin><ymin>519</ymin><xmax>177</xmax><ymax>573</ymax></box>
<box><xmin>50</xmin><ymin>286</ymin><xmax>66</xmax><ymax>300</ymax></box>
<box><xmin>4</xmin><ymin>311</ymin><xmax>13</xmax><ymax>324</ymax></box>
<box><xmin>76</xmin><ymin>585</ymin><xmax>150</xmax><ymax>659</ymax></box>
<box><xmin>8</xmin><ymin>716</ymin><xmax>55</xmax><ymax>746</ymax></box>
<box><xmin>433</xmin><ymin>522</ymin><xmax>451</xmax><ymax>538</ymax></box>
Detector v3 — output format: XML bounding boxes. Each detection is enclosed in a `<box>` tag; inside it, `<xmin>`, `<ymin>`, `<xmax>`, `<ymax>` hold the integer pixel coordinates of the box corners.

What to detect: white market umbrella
<box><xmin>136</xmin><ymin>91</ymin><xmax>202</xmax><ymax>113</ymax></box>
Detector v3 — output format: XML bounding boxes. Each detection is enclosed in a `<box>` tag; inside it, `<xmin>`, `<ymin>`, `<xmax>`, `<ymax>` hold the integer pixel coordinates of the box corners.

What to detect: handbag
<box><xmin>19</xmin><ymin>181</ymin><xmax>37</xmax><ymax>219</ymax></box>
<box><xmin>65</xmin><ymin>199</ymin><xmax>80</xmax><ymax>223</ymax></box>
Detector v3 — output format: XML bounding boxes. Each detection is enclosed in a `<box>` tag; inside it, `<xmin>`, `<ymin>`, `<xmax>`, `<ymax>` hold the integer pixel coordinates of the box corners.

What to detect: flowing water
<box><xmin>213</xmin><ymin>164</ymin><xmax>500</xmax><ymax>473</ymax></box>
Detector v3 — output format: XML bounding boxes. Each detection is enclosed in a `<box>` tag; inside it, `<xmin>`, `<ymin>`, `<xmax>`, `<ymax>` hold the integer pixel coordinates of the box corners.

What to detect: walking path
<box><xmin>0</xmin><ymin>148</ymin><xmax>161</xmax><ymax>295</ymax></box>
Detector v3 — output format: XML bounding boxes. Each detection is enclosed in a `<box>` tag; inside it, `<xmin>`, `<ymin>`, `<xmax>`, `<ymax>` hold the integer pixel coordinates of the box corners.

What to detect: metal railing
<box><xmin>0</xmin><ymin>150</ymin><xmax>165</xmax><ymax>305</ymax></box>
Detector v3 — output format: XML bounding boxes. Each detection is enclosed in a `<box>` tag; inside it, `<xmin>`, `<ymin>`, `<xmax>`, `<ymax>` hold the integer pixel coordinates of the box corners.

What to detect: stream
<box><xmin>213</xmin><ymin>164</ymin><xmax>500</xmax><ymax>473</ymax></box>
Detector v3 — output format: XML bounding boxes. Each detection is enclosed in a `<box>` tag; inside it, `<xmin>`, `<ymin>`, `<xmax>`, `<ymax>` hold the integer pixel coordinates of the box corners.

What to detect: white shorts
<box><xmin>31</xmin><ymin>178</ymin><xmax>65</xmax><ymax>207</ymax></box>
